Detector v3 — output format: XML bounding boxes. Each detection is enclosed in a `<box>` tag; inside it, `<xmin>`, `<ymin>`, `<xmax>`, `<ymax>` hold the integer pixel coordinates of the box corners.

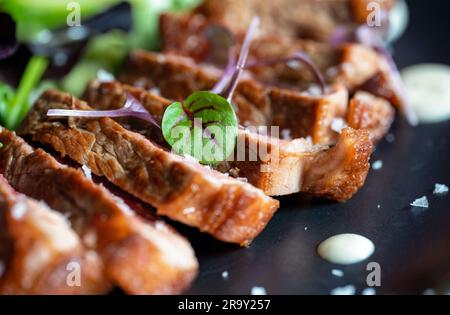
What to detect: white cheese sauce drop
<box><xmin>401</xmin><ymin>64</ymin><xmax>450</xmax><ymax>124</ymax></box>
<box><xmin>317</xmin><ymin>233</ymin><xmax>375</xmax><ymax>265</ymax></box>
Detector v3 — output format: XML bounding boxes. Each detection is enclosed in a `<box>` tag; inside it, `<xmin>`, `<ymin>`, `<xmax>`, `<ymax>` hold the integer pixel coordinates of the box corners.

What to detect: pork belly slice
<box><xmin>249</xmin><ymin>37</ymin><xmax>406</xmax><ymax>116</ymax></box>
<box><xmin>84</xmin><ymin>80</ymin><xmax>372</xmax><ymax>200</ymax></box>
<box><xmin>170</xmin><ymin>0</ymin><xmax>395</xmax><ymax>43</ymax></box>
<box><xmin>229</xmin><ymin>127</ymin><xmax>372</xmax><ymax>200</ymax></box>
<box><xmin>0</xmin><ymin>175</ymin><xmax>109</xmax><ymax>294</ymax></box>
<box><xmin>0</xmin><ymin>128</ymin><xmax>198</xmax><ymax>294</ymax></box>
<box><xmin>19</xmin><ymin>90</ymin><xmax>279</xmax><ymax>246</ymax></box>
<box><xmin>160</xmin><ymin>13</ymin><xmax>408</xmax><ymax>119</ymax></box>
<box><xmin>119</xmin><ymin>51</ymin><xmax>349</xmax><ymax>145</ymax></box>
<box><xmin>347</xmin><ymin>91</ymin><xmax>395</xmax><ymax>143</ymax></box>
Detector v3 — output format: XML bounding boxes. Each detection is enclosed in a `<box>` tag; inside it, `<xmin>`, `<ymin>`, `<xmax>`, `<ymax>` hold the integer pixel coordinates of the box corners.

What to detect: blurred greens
<box><xmin>1</xmin><ymin>0</ymin><xmax>119</xmax><ymax>42</ymax></box>
<box><xmin>0</xmin><ymin>0</ymin><xmax>201</xmax><ymax>49</ymax></box>
<box><xmin>57</xmin><ymin>30</ymin><xmax>128</xmax><ymax>96</ymax></box>
<box><xmin>0</xmin><ymin>0</ymin><xmax>201</xmax><ymax>129</ymax></box>
<box><xmin>0</xmin><ymin>56</ymin><xmax>48</xmax><ymax>129</ymax></box>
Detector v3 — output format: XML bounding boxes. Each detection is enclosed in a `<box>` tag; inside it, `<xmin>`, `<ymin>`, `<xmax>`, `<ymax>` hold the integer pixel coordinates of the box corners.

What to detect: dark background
<box><xmin>1</xmin><ymin>0</ymin><xmax>450</xmax><ymax>295</ymax></box>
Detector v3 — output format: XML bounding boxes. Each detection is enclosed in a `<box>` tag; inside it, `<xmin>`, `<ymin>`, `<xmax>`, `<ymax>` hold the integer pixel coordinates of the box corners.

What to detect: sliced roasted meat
<box><xmin>159</xmin><ymin>13</ymin><xmax>407</xmax><ymax>118</ymax></box>
<box><xmin>19</xmin><ymin>90</ymin><xmax>279</xmax><ymax>246</ymax></box>
<box><xmin>248</xmin><ymin>38</ymin><xmax>386</xmax><ymax>93</ymax></box>
<box><xmin>84</xmin><ymin>80</ymin><xmax>372</xmax><ymax>200</ymax></box>
<box><xmin>229</xmin><ymin>127</ymin><xmax>372</xmax><ymax>200</ymax></box>
<box><xmin>248</xmin><ymin>37</ymin><xmax>412</xmax><ymax>124</ymax></box>
<box><xmin>119</xmin><ymin>51</ymin><xmax>349</xmax><ymax>144</ymax></box>
<box><xmin>0</xmin><ymin>175</ymin><xmax>109</xmax><ymax>294</ymax></box>
<box><xmin>0</xmin><ymin>128</ymin><xmax>198</xmax><ymax>294</ymax></box>
<box><xmin>245</xmin><ymin>37</ymin><xmax>407</xmax><ymax>120</ymax></box>
<box><xmin>120</xmin><ymin>51</ymin><xmax>271</xmax><ymax>126</ymax></box>
<box><xmin>347</xmin><ymin>91</ymin><xmax>395</xmax><ymax>143</ymax></box>
<box><xmin>189</xmin><ymin>0</ymin><xmax>395</xmax><ymax>42</ymax></box>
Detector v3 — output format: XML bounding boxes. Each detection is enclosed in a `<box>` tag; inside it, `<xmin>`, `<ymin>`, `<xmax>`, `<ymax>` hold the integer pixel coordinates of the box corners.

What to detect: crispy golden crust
<box><xmin>301</xmin><ymin>127</ymin><xmax>372</xmax><ymax>202</ymax></box>
<box><xmin>347</xmin><ymin>91</ymin><xmax>395</xmax><ymax>143</ymax></box>
<box><xmin>232</xmin><ymin>128</ymin><xmax>373</xmax><ymax>201</ymax></box>
<box><xmin>19</xmin><ymin>90</ymin><xmax>279</xmax><ymax>246</ymax></box>
<box><xmin>0</xmin><ymin>175</ymin><xmax>110</xmax><ymax>294</ymax></box>
<box><xmin>0</xmin><ymin>128</ymin><xmax>198</xmax><ymax>294</ymax></box>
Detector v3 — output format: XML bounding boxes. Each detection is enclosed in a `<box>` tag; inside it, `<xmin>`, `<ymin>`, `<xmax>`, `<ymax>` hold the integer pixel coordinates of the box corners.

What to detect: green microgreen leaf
<box><xmin>162</xmin><ymin>91</ymin><xmax>238</xmax><ymax>164</ymax></box>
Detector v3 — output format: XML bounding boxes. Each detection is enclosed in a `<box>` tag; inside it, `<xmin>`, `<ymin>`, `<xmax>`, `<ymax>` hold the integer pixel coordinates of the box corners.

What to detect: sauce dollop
<box><xmin>401</xmin><ymin>64</ymin><xmax>450</xmax><ymax>124</ymax></box>
<box><xmin>317</xmin><ymin>233</ymin><xmax>375</xmax><ymax>265</ymax></box>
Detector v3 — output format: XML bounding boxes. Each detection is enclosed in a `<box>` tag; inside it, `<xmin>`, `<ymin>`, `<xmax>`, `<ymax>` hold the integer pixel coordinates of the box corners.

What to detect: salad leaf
<box><xmin>1</xmin><ymin>56</ymin><xmax>48</xmax><ymax>130</ymax></box>
<box><xmin>162</xmin><ymin>91</ymin><xmax>238</xmax><ymax>164</ymax></box>
<box><xmin>0</xmin><ymin>83</ymin><xmax>15</xmax><ymax>125</ymax></box>
<box><xmin>59</xmin><ymin>30</ymin><xmax>128</xmax><ymax>96</ymax></box>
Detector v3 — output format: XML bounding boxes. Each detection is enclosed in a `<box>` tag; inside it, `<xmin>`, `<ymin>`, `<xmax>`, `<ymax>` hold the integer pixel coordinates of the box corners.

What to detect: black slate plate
<box><xmin>1</xmin><ymin>0</ymin><xmax>449</xmax><ymax>295</ymax></box>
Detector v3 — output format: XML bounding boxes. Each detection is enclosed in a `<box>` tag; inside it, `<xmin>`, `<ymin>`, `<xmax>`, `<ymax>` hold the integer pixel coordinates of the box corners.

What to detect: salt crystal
<box><xmin>362</xmin><ymin>288</ymin><xmax>376</xmax><ymax>295</ymax></box>
<box><xmin>423</xmin><ymin>288</ymin><xmax>436</xmax><ymax>295</ymax></box>
<box><xmin>377</xmin><ymin>204</ymin><xmax>381</xmax><ymax>209</ymax></box>
<box><xmin>11</xmin><ymin>201</ymin><xmax>27</xmax><ymax>220</ymax></box>
<box><xmin>97</xmin><ymin>69</ymin><xmax>114</xmax><ymax>82</ymax></box>
<box><xmin>330</xmin><ymin>285</ymin><xmax>356</xmax><ymax>295</ymax></box>
<box><xmin>183</xmin><ymin>154</ymin><xmax>199</xmax><ymax>164</ymax></box>
<box><xmin>251</xmin><ymin>286</ymin><xmax>267</xmax><ymax>295</ymax></box>
<box><xmin>331</xmin><ymin>269</ymin><xmax>344</xmax><ymax>277</ymax></box>
<box><xmin>433</xmin><ymin>183</ymin><xmax>449</xmax><ymax>195</ymax></box>
<box><xmin>372</xmin><ymin>160</ymin><xmax>383</xmax><ymax>170</ymax></box>
<box><xmin>155</xmin><ymin>221</ymin><xmax>166</xmax><ymax>231</ymax></box>
<box><xmin>83</xmin><ymin>231</ymin><xmax>97</xmax><ymax>247</ymax></box>
<box><xmin>306</xmin><ymin>84</ymin><xmax>322</xmax><ymax>96</ymax></box>
<box><xmin>331</xmin><ymin>118</ymin><xmax>347</xmax><ymax>133</ymax></box>
<box><xmin>221</xmin><ymin>271</ymin><xmax>229</xmax><ymax>279</ymax></box>
<box><xmin>156</xmin><ymin>54</ymin><xmax>166</xmax><ymax>63</ymax></box>
<box><xmin>305</xmin><ymin>136</ymin><xmax>313</xmax><ymax>144</ymax></box>
<box><xmin>281</xmin><ymin>129</ymin><xmax>292</xmax><ymax>140</ymax></box>
<box><xmin>183</xmin><ymin>207</ymin><xmax>196</xmax><ymax>215</ymax></box>
<box><xmin>410</xmin><ymin>196</ymin><xmax>429</xmax><ymax>208</ymax></box>
<box><xmin>385</xmin><ymin>133</ymin><xmax>395</xmax><ymax>143</ymax></box>
<box><xmin>326</xmin><ymin>66</ymin><xmax>339</xmax><ymax>77</ymax></box>
<box><xmin>149</xmin><ymin>87</ymin><xmax>161</xmax><ymax>96</ymax></box>
<box><xmin>287</xmin><ymin>60</ymin><xmax>302</xmax><ymax>69</ymax></box>
<box><xmin>81</xmin><ymin>165</ymin><xmax>92</xmax><ymax>180</ymax></box>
